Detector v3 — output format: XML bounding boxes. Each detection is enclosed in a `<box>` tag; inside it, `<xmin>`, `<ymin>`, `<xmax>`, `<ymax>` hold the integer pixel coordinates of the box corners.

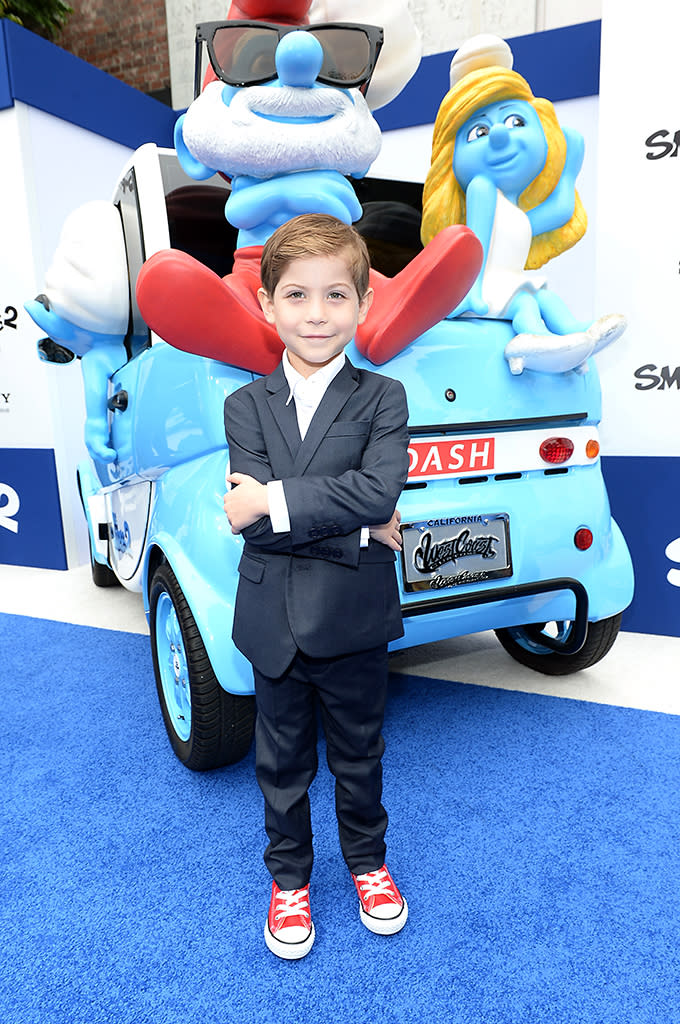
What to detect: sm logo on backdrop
<box><xmin>645</xmin><ymin>129</ymin><xmax>680</xmax><ymax>159</ymax></box>
<box><xmin>634</xmin><ymin>364</ymin><xmax>680</xmax><ymax>390</ymax></box>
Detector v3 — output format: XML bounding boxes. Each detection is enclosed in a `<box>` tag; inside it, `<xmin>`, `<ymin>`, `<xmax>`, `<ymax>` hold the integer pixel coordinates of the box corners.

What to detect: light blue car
<box><xmin>34</xmin><ymin>144</ymin><xmax>634</xmax><ymax>771</ymax></box>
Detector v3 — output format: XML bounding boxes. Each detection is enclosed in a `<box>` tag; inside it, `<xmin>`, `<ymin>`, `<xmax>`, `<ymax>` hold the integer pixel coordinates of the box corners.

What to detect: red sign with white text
<box><xmin>408</xmin><ymin>436</ymin><xmax>495</xmax><ymax>480</ymax></box>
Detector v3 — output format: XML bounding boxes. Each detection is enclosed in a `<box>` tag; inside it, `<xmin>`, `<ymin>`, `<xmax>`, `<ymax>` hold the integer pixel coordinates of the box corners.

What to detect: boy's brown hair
<box><xmin>259</xmin><ymin>214</ymin><xmax>371</xmax><ymax>299</ymax></box>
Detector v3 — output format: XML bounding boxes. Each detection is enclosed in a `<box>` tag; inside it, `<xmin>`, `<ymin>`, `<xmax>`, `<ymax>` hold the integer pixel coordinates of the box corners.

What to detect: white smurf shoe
<box><xmin>586</xmin><ymin>313</ymin><xmax>627</xmax><ymax>354</ymax></box>
<box><xmin>504</xmin><ymin>330</ymin><xmax>595</xmax><ymax>375</ymax></box>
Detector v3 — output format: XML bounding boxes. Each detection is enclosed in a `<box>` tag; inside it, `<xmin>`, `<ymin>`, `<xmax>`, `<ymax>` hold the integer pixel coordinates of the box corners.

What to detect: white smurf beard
<box><xmin>181</xmin><ymin>81</ymin><xmax>382</xmax><ymax>179</ymax></box>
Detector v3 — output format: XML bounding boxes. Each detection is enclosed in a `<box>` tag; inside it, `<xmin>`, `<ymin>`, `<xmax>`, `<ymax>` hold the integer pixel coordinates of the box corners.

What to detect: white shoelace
<box><xmin>275</xmin><ymin>887</ymin><xmax>310</xmax><ymax>923</ymax></box>
<box><xmin>355</xmin><ymin>868</ymin><xmax>397</xmax><ymax>899</ymax></box>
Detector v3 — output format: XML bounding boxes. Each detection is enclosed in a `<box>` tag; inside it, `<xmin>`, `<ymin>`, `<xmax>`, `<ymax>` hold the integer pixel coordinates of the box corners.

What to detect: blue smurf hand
<box><xmin>174</xmin><ymin>114</ymin><xmax>216</xmax><ymax>180</ymax></box>
<box><xmin>561</xmin><ymin>127</ymin><xmax>585</xmax><ymax>189</ymax></box>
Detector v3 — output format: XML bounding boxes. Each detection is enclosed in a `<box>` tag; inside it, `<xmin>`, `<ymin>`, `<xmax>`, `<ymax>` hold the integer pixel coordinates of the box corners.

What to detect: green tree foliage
<box><xmin>1</xmin><ymin>0</ymin><xmax>73</xmax><ymax>39</ymax></box>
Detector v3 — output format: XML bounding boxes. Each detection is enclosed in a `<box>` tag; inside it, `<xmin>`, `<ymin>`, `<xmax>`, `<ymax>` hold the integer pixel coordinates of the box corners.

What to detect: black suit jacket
<box><xmin>224</xmin><ymin>358</ymin><xmax>409</xmax><ymax>677</ymax></box>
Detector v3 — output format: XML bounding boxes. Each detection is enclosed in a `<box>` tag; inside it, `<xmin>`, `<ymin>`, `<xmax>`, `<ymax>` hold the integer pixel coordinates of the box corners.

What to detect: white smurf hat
<box><xmin>449</xmin><ymin>34</ymin><xmax>513</xmax><ymax>89</ymax></box>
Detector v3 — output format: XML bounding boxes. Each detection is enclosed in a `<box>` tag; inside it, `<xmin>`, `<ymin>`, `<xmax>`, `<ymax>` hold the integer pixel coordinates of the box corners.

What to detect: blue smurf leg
<box><xmin>507</xmin><ymin>289</ymin><xmax>589</xmax><ymax>337</ymax></box>
<box><xmin>507</xmin><ymin>291</ymin><xmax>549</xmax><ymax>335</ymax></box>
<box><xmin>535</xmin><ymin>289</ymin><xmax>590</xmax><ymax>334</ymax></box>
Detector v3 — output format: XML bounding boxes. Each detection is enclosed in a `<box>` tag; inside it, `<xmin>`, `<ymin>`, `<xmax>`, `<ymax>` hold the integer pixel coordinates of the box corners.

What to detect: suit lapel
<box><xmin>265</xmin><ymin>363</ymin><xmax>301</xmax><ymax>461</ymax></box>
<box><xmin>293</xmin><ymin>360</ymin><xmax>359</xmax><ymax>475</ymax></box>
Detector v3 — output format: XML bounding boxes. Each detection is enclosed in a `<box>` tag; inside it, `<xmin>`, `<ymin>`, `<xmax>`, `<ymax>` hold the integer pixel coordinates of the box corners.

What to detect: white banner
<box><xmin>0</xmin><ymin>108</ymin><xmax>53</xmax><ymax>450</ymax></box>
<box><xmin>595</xmin><ymin>0</ymin><xmax>680</xmax><ymax>455</ymax></box>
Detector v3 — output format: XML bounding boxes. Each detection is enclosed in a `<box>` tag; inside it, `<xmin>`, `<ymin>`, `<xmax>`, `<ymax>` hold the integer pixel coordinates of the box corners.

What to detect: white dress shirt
<box><xmin>266</xmin><ymin>351</ymin><xmax>369</xmax><ymax>545</ymax></box>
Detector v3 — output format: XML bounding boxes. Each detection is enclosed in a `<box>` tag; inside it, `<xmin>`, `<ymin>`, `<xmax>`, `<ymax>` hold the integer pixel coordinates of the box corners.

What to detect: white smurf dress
<box><xmin>481</xmin><ymin>190</ymin><xmax>546</xmax><ymax>319</ymax></box>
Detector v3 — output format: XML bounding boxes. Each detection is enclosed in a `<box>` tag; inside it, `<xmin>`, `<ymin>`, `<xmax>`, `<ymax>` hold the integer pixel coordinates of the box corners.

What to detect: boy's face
<box><xmin>258</xmin><ymin>254</ymin><xmax>373</xmax><ymax>378</ymax></box>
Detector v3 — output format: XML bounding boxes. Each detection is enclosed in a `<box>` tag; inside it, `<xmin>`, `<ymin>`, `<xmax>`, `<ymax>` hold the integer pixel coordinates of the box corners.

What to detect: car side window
<box><xmin>113</xmin><ymin>167</ymin><xmax>150</xmax><ymax>361</ymax></box>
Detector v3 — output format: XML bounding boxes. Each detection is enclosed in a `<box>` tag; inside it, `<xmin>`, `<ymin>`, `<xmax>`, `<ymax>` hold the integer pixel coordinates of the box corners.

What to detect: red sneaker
<box><xmin>264</xmin><ymin>881</ymin><xmax>315</xmax><ymax>960</ymax></box>
<box><xmin>352</xmin><ymin>865</ymin><xmax>408</xmax><ymax>935</ymax></box>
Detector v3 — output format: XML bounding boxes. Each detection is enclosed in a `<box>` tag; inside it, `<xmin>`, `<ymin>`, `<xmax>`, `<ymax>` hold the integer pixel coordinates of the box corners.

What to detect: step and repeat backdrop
<box><xmin>1</xmin><ymin>13</ymin><xmax>677</xmax><ymax>634</ymax></box>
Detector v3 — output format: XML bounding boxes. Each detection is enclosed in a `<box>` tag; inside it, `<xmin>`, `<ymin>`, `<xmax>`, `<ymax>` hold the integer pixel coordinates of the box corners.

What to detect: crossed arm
<box><xmin>223</xmin><ymin>380</ymin><xmax>409</xmax><ymax>555</ymax></box>
<box><xmin>224</xmin><ymin>478</ymin><xmax>403</xmax><ymax>550</ymax></box>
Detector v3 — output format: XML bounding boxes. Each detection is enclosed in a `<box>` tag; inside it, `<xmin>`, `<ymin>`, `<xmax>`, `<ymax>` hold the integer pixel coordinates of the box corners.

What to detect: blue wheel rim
<box><xmin>155</xmin><ymin>591</ymin><xmax>192</xmax><ymax>742</ymax></box>
<box><xmin>506</xmin><ymin>620</ymin><xmax>572</xmax><ymax>655</ymax></box>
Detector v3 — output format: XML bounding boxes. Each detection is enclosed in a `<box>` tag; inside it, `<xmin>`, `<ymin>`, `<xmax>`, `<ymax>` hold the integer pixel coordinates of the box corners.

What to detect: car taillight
<box><xmin>585</xmin><ymin>439</ymin><xmax>600</xmax><ymax>459</ymax></box>
<box><xmin>574</xmin><ymin>528</ymin><xmax>593</xmax><ymax>550</ymax></box>
<box><xmin>539</xmin><ymin>436</ymin><xmax>574</xmax><ymax>464</ymax></box>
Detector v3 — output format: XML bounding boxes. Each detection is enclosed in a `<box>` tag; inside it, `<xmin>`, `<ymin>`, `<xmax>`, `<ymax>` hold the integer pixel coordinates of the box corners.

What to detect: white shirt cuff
<box><xmin>266</xmin><ymin>480</ymin><xmax>290</xmax><ymax>534</ymax></box>
<box><xmin>268</xmin><ymin>481</ymin><xmax>367</xmax><ymax>545</ymax></box>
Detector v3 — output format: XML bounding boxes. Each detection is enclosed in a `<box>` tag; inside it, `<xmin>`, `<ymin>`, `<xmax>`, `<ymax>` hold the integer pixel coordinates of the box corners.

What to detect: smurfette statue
<box><xmin>421</xmin><ymin>34</ymin><xmax>626</xmax><ymax>374</ymax></box>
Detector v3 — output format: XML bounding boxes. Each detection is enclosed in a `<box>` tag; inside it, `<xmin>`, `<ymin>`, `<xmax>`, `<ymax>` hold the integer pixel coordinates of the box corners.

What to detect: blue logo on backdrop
<box><xmin>0</xmin><ymin>480</ymin><xmax>20</xmax><ymax>533</ymax></box>
<box><xmin>0</xmin><ymin>448</ymin><xmax>67</xmax><ymax>569</ymax></box>
<box><xmin>601</xmin><ymin>455</ymin><xmax>680</xmax><ymax>637</ymax></box>
<box><xmin>667</xmin><ymin>537</ymin><xmax>680</xmax><ymax>588</ymax></box>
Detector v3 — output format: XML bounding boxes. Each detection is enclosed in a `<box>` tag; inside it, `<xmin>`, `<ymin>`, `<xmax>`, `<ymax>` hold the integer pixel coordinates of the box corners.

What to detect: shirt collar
<box><xmin>282</xmin><ymin>350</ymin><xmax>346</xmax><ymax>405</ymax></box>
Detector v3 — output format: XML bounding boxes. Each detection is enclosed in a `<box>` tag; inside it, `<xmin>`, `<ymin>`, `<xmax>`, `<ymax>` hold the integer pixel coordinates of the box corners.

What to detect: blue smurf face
<box><xmin>453</xmin><ymin>99</ymin><xmax>548</xmax><ymax>199</ymax></box>
<box><xmin>180</xmin><ymin>27</ymin><xmax>381</xmax><ymax>182</ymax></box>
<box><xmin>220</xmin><ymin>31</ymin><xmax>336</xmax><ymax>124</ymax></box>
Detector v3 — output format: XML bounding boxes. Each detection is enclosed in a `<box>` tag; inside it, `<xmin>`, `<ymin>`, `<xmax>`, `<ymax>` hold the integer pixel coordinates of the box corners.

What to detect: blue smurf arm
<box><xmin>447</xmin><ymin>174</ymin><xmax>496</xmax><ymax>317</ymax></box>
<box><xmin>226</xmin><ymin>170</ymin><xmax>363</xmax><ymax>248</ymax></box>
<box><xmin>527</xmin><ymin>126</ymin><xmax>585</xmax><ymax>236</ymax></box>
<box><xmin>174</xmin><ymin>115</ymin><xmax>216</xmax><ymax>180</ymax></box>
<box><xmin>25</xmin><ymin>303</ymin><xmax>125</xmax><ymax>465</ymax></box>
<box><xmin>80</xmin><ymin>344</ymin><xmax>127</xmax><ymax>463</ymax></box>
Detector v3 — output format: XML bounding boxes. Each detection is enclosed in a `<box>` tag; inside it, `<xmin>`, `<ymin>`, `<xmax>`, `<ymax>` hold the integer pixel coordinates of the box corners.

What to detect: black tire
<box><xmin>149</xmin><ymin>562</ymin><xmax>255</xmax><ymax>770</ymax></box>
<box><xmin>494</xmin><ymin>612</ymin><xmax>623</xmax><ymax>676</ymax></box>
<box><xmin>77</xmin><ymin>469</ymin><xmax>119</xmax><ymax>588</ymax></box>
<box><xmin>89</xmin><ymin>535</ymin><xmax>120</xmax><ymax>587</ymax></box>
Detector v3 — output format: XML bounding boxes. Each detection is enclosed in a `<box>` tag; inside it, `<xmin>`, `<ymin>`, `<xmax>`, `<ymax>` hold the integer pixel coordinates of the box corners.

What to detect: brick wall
<box><xmin>56</xmin><ymin>0</ymin><xmax>171</xmax><ymax>104</ymax></box>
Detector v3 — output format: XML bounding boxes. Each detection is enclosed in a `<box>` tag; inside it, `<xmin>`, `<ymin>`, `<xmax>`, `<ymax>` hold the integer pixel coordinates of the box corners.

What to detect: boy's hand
<box><xmin>223</xmin><ymin>473</ymin><xmax>269</xmax><ymax>534</ymax></box>
<box><xmin>368</xmin><ymin>509</ymin><xmax>402</xmax><ymax>551</ymax></box>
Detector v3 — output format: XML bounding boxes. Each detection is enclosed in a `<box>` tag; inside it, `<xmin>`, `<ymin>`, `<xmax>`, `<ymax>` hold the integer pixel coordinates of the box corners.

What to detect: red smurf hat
<box><xmin>226</xmin><ymin>1</ymin><xmax>312</xmax><ymax>23</ymax></box>
<box><xmin>200</xmin><ymin>1</ymin><xmax>313</xmax><ymax>90</ymax></box>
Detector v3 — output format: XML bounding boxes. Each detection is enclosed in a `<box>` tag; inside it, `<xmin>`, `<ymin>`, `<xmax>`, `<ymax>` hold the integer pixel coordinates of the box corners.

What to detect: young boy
<box><xmin>223</xmin><ymin>213</ymin><xmax>409</xmax><ymax>960</ymax></box>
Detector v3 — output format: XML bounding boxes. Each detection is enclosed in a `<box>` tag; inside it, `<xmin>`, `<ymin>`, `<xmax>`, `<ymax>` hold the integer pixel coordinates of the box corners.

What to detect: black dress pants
<box><xmin>253</xmin><ymin>643</ymin><xmax>390</xmax><ymax>890</ymax></box>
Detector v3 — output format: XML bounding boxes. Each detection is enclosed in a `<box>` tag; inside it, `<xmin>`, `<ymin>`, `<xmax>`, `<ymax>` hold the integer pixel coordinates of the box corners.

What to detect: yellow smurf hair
<box><xmin>421</xmin><ymin>66</ymin><xmax>587</xmax><ymax>269</ymax></box>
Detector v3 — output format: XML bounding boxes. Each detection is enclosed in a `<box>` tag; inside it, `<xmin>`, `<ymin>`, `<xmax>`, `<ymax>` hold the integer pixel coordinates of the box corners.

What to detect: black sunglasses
<box><xmin>194</xmin><ymin>20</ymin><xmax>384</xmax><ymax>99</ymax></box>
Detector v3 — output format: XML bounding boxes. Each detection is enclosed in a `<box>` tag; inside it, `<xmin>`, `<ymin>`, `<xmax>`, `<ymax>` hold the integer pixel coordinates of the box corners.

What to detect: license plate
<box><xmin>400</xmin><ymin>513</ymin><xmax>512</xmax><ymax>593</ymax></box>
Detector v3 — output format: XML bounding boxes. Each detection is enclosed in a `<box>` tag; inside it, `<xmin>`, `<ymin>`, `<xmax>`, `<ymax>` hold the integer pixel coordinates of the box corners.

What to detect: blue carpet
<box><xmin>2</xmin><ymin>611</ymin><xmax>679</xmax><ymax>1024</ymax></box>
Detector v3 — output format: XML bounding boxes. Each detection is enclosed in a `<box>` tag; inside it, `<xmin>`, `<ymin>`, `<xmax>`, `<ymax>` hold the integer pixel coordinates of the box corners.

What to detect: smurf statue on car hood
<box><xmin>421</xmin><ymin>33</ymin><xmax>627</xmax><ymax>375</ymax></box>
<box><xmin>134</xmin><ymin>0</ymin><xmax>482</xmax><ymax>374</ymax></box>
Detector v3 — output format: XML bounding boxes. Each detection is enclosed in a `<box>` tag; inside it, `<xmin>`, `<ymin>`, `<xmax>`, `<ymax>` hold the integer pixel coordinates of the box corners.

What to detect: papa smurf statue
<box><xmin>135</xmin><ymin>0</ymin><xmax>482</xmax><ymax>373</ymax></box>
<box><xmin>421</xmin><ymin>33</ymin><xmax>626</xmax><ymax>374</ymax></box>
